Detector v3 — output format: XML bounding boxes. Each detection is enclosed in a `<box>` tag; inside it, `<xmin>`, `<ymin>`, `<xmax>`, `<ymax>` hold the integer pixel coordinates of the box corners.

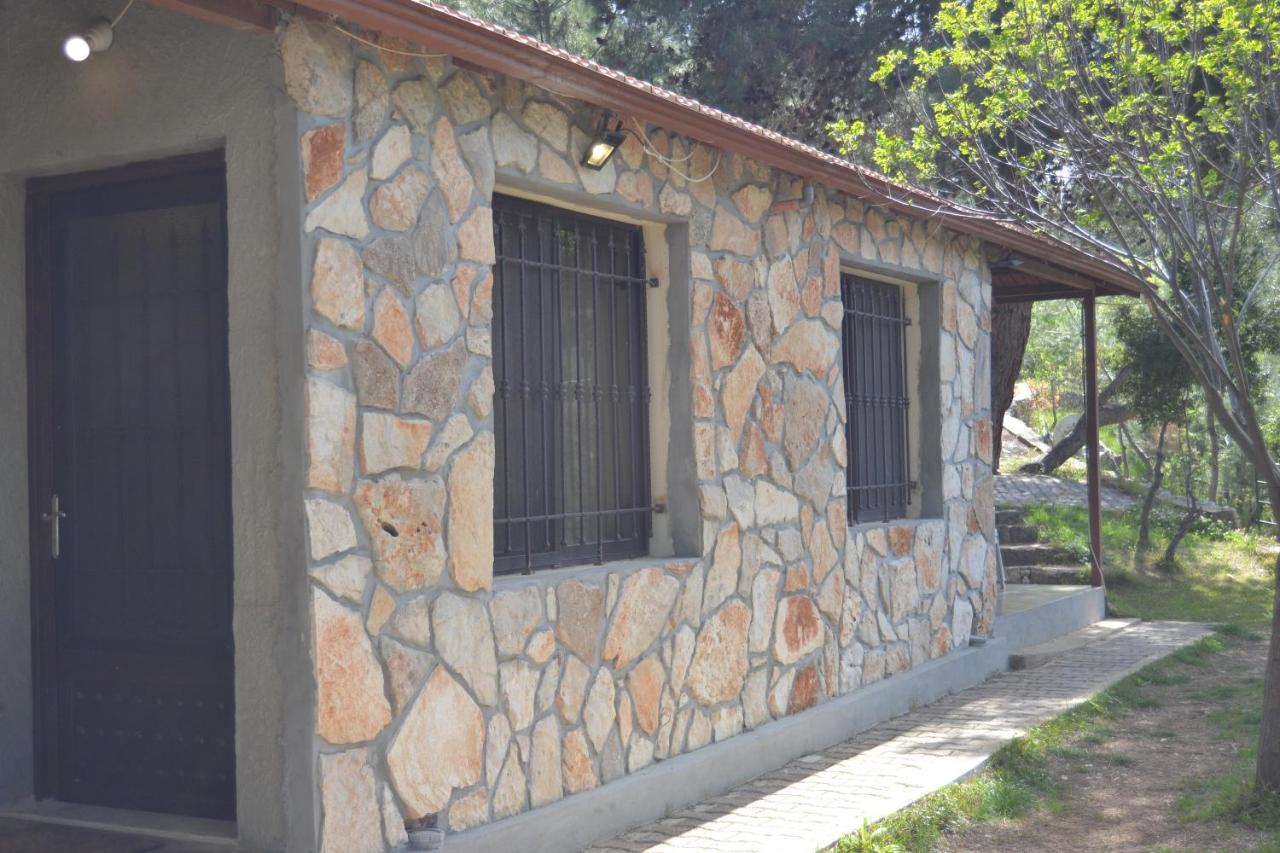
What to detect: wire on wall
<box><xmin>327</xmin><ymin>19</ymin><xmax>720</xmax><ymax>184</ymax></box>
<box><xmin>333</xmin><ymin>22</ymin><xmax>449</xmax><ymax>59</ymax></box>
<box><xmin>629</xmin><ymin>118</ymin><xmax>721</xmax><ymax>184</ymax></box>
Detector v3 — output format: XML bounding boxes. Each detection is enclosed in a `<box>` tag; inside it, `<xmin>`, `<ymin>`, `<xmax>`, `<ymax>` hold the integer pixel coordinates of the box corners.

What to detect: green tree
<box><xmin>1020</xmin><ymin>301</ymin><xmax>1083</xmax><ymax>435</ymax></box>
<box><xmin>450</xmin><ymin>0</ymin><xmax>608</xmax><ymax>57</ymax></box>
<box><xmin>446</xmin><ymin>0</ymin><xmax>941</xmax><ymax>148</ymax></box>
<box><xmin>832</xmin><ymin>0</ymin><xmax>1280</xmax><ymax>793</ymax></box>
<box><xmin>1113</xmin><ymin>303</ymin><xmax>1195</xmax><ymax>550</ymax></box>
<box><xmin>598</xmin><ymin>0</ymin><xmax>941</xmax><ymax>146</ymax></box>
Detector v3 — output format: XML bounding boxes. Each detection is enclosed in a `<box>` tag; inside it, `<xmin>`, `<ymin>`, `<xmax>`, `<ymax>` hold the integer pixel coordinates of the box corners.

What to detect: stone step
<box><xmin>997</xmin><ymin>524</ymin><xmax>1039</xmax><ymax>545</ymax></box>
<box><xmin>1009</xmin><ymin>618</ymin><xmax>1141</xmax><ymax>670</ymax></box>
<box><xmin>1004</xmin><ymin>564</ymin><xmax>1093</xmax><ymax>585</ymax></box>
<box><xmin>996</xmin><ymin>509</ymin><xmax>1026</xmax><ymax>527</ymax></box>
<box><xmin>1000</xmin><ymin>543</ymin><xmax>1080</xmax><ymax>566</ymax></box>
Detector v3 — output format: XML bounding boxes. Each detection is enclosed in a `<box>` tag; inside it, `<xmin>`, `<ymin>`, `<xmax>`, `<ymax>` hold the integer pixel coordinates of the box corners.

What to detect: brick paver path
<box><xmin>588</xmin><ymin>621</ymin><xmax>1213</xmax><ymax>853</ymax></box>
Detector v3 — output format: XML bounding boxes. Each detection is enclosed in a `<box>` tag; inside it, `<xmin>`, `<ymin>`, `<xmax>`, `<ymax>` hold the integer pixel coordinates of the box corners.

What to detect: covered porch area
<box><xmin>988</xmin><ymin>250</ymin><xmax>1142</xmax><ymax>595</ymax></box>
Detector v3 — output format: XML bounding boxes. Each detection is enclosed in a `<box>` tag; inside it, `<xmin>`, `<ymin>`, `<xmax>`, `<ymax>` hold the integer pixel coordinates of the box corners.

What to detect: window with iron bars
<box><xmin>841</xmin><ymin>273</ymin><xmax>915</xmax><ymax>522</ymax></box>
<box><xmin>491</xmin><ymin>195</ymin><xmax>652</xmax><ymax>575</ymax></box>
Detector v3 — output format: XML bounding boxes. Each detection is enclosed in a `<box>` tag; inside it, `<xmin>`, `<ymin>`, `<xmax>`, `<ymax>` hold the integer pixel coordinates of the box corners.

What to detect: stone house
<box><xmin>0</xmin><ymin>1</ymin><xmax>1139</xmax><ymax>850</ymax></box>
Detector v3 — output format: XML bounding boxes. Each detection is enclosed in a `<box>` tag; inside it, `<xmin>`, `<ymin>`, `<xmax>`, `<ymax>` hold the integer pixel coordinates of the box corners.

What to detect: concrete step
<box><xmin>1010</xmin><ymin>619</ymin><xmax>1141</xmax><ymax>670</ymax></box>
<box><xmin>997</xmin><ymin>524</ymin><xmax>1039</xmax><ymax>544</ymax></box>
<box><xmin>1000</xmin><ymin>543</ymin><xmax>1080</xmax><ymax>566</ymax></box>
<box><xmin>996</xmin><ymin>585</ymin><xmax>1107</xmax><ymax>650</ymax></box>
<box><xmin>1005</xmin><ymin>564</ymin><xmax>1093</xmax><ymax>585</ymax></box>
<box><xmin>996</xmin><ymin>509</ymin><xmax>1026</xmax><ymax>527</ymax></box>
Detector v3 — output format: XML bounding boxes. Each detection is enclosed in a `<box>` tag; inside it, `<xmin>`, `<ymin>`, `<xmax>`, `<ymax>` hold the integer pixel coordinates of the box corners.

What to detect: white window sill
<box><xmin>848</xmin><ymin>516</ymin><xmax>943</xmax><ymax>535</ymax></box>
<box><xmin>491</xmin><ymin>554</ymin><xmax>694</xmax><ymax>591</ymax></box>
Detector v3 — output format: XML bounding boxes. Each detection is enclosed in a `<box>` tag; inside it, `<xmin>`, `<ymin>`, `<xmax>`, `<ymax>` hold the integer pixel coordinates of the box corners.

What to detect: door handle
<box><xmin>41</xmin><ymin>493</ymin><xmax>67</xmax><ymax>560</ymax></box>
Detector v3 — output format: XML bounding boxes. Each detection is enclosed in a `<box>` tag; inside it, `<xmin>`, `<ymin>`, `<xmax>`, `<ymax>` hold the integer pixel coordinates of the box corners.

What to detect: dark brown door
<box><xmin>27</xmin><ymin>153</ymin><xmax>236</xmax><ymax>821</ymax></box>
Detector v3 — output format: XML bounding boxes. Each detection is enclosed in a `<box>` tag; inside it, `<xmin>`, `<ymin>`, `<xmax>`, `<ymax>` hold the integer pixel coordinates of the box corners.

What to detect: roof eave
<box><xmin>286</xmin><ymin>0</ymin><xmax>1145</xmax><ymax>299</ymax></box>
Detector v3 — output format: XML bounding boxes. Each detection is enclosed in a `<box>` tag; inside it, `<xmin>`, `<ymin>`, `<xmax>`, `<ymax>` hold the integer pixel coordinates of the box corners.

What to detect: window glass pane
<box><xmin>492</xmin><ymin>196</ymin><xmax>651</xmax><ymax>572</ymax></box>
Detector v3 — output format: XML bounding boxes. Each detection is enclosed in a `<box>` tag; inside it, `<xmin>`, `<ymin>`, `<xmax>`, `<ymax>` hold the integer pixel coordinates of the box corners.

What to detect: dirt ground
<box><xmin>942</xmin><ymin>634</ymin><xmax>1275</xmax><ymax>853</ymax></box>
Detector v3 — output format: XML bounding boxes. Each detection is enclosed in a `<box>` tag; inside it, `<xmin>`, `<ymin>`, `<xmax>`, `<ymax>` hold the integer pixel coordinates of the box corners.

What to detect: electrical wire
<box><xmin>629</xmin><ymin>118</ymin><xmax>695</xmax><ymax>165</ymax></box>
<box><xmin>333</xmin><ymin>23</ymin><xmax>448</xmax><ymax>59</ymax></box>
<box><xmin>109</xmin><ymin>0</ymin><xmax>137</xmax><ymax>28</ymax></box>
<box><xmin>654</xmin><ymin>145</ymin><xmax>722</xmax><ymax>184</ymax></box>
<box><xmin>629</xmin><ymin>118</ymin><xmax>721</xmax><ymax>183</ymax></box>
<box><xmin>332</xmin><ymin>20</ymin><xmax>721</xmax><ymax>181</ymax></box>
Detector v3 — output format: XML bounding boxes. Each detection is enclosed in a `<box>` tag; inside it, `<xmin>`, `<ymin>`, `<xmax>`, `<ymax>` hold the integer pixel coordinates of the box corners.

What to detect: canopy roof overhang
<box><xmin>156</xmin><ymin>0</ymin><xmax>1144</xmax><ymax>307</ymax></box>
<box><xmin>988</xmin><ymin>253</ymin><xmax>1143</xmax><ymax>304</ymax></box>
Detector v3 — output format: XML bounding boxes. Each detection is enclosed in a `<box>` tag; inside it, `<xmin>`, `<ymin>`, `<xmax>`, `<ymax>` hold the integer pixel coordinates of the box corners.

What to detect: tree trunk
<box><xmin>1138</xmin><ymin>423</ymin><xmax>1169</xmax><ymax>552</ymax></box>
<box><xmin>990</xmin><ymin>301</ymin><xmax>1034</xmax><ymax>473</ymax></box>
<box><xmin>1157</xmin><ymin>458</ymin><xmax>1198</xmax><ymax>571</ymax></box>
<box><xmin>1243</xmin><ymin>465</ymin><xmax>1280</xmax><ymax>795</ymax></box>
<box><xmin>1206</xmin><ymin>410</ymin><xmax>1221</xmax><ymax>504</ymax></box>
<box><xmin>1120</xmin><ymin>421</ymin><xmax>1151</xmax><ymax>472</ymax></box>
<box><xmin>1020</xmin><ymin>365</ymin><xmax>1134</xmax><ymax>475</ymax></box>
<box><xmin>1259</xmin><ymin>543</ymin><xmax>1280</xmax><ymax>793</ymax></box>
<box><xmin>1117</xmin><ymin>420</ymin><xmax>1129</xmax><ymax>478</ymax></box>
<box><xmin>1049</xmin><ymin>377</ymin><xmax>1059</xmax><ymax>434</ymax></box>
<box><xmin>1020</xmin><ymin>403</ymin><xmax>1133</xmax><ymax>474</ymax></box>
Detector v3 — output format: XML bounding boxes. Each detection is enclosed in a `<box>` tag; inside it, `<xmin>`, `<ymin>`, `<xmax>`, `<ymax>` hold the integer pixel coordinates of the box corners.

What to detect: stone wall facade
<box><xmin>282</xmin><ymin>17</ymin><xmax>997</xmax><ymax>851</ymax></box>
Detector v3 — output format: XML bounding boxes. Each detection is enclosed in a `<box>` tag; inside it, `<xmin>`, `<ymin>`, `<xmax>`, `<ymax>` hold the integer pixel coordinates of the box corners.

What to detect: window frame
<box><xmin>841</xmin><ymin>271</ymin><xmax>916</xmax><ymax>523</ymax></box>
<box><xmin>490</xmin><ymin>194</ymin><xmax>653</xmax><ymax>575</ymax></box>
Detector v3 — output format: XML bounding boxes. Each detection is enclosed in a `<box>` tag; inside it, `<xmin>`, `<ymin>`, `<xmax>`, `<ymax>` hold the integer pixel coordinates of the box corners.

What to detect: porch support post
<box><xmin>1083</xmin><ymin>292</ymin><xmax>1105</xmax><ymax>587</ymax></box>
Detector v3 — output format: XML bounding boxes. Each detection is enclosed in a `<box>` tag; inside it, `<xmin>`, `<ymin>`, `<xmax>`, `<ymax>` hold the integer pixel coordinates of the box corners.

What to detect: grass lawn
<box><xmin>833</xmin><ymin>505</ymin><xmax>1278</xmax><ymax>852</ymax></box>
<box><xmin>834</xmin><ymin>630</ymin><xmax>1279</xmax><ymax>853</ymax></box>
<box><xmin>1021</xmin><ymin>504</ymin><xmax>1277</xmax><ymax>626</ymax></box>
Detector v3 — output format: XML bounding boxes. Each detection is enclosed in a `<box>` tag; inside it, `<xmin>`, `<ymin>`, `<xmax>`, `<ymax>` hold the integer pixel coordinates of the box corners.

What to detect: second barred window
<box><xmin>841</xmin><ymin>273</ymin><xmax>914</xmax><ymax>522</ymax></box>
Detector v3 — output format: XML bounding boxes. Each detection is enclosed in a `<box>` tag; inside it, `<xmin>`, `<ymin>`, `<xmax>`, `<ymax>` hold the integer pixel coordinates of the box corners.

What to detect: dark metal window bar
<box><xmin>492</xmin><ymin>195</ymin><xmax>652</xmax><ymax>575</ymax></box>
<box><xmin>841</xmin><ymin>273</ymin><xmax>915</xmax><ymax>523</ymax></box>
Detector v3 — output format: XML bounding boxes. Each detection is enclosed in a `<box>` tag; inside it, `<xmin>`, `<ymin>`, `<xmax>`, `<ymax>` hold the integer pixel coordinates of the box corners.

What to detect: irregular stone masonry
<box><xmin>588</xmin><ymin>620</ymin><xmax>1213</xmax><ymax>853</ymax></box>
<box><xmin>283</xmin><ymin>17</ymin><xmax>997</xmax><ymax>849</ymax></box>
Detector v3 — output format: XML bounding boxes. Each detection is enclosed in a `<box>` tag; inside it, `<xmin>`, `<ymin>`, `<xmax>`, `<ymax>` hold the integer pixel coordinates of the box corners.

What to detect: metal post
<box><xmin>1083</xmin><ymin>292</ymin><xmax>1105</xmax><ymax>587</ymax></box>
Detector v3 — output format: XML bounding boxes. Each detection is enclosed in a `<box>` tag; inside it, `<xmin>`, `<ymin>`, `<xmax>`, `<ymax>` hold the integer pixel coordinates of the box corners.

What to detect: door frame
<box><xmin>25</xmin><ymin>149</ymin><xmax>232</xmax><ymax>804</ymax></box>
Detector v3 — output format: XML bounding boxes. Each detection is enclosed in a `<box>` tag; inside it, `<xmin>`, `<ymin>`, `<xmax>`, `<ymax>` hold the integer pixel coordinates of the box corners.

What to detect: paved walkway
<box><xmin>995</xmin><ymin>473</ymin><xmax>1136</xmax><ymax>511</ymax></box>
<box><xmin>995</xmin><ymin>473</ymin><xmax>1238</xmax><ymax>523</ymax></box>
<box><xmin>588</xmin><ymin>620</ymin><xmax>1213</xmax><ymax>853</ymax></box>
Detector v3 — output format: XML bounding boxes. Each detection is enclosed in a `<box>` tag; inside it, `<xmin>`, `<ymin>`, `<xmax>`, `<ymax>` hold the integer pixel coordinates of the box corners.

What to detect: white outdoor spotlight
<box><xmin>64</xmin><ymin>19</ymin><xmax>114</xmax><ymax>62</ymax></box>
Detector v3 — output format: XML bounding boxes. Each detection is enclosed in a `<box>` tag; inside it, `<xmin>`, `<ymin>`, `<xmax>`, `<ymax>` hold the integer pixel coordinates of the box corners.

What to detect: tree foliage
<box><xmin>453</xmin><ymin>0</ymin><xmax>608</xmax><ymax>56</ymax></box>
<box><xmin>831</xmin><ymin>0</ymin><xmax>1280</xmax><ymax>792</ymax></box>
<box><xmin>1020</xmin><ymin>301</ymin><xmax>1084</xmax><ymax>433</ymax></box>
<box><xmin>834</xmin><ymin>0</ymin><xmax>1280</xmax><ymax>468</ymax></box>
<box><xmin>601</xmin><ymin>0</ymin><xmax>940</xmax><ymax>146</ymax></box>
<box><xmin>1112</xmin><ymin>304</ymin><xmax>1195</xmax><ymax>429</ymax></box>
<box><xmin>445</xmin><ymin>0</ymin><xmax>941</xmax><ymax>147</ymax></box>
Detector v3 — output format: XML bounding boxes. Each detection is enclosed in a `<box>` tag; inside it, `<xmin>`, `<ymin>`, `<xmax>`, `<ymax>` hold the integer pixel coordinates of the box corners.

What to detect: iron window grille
<box><xmin>841</xmin><ymin>273</ymin><xmax>915</xmax><ymax>523</ymax></box>
<box><xmin>492</xmin><ymin>195</ymin><xmax>652</xmax><ymax>575</ymax></box>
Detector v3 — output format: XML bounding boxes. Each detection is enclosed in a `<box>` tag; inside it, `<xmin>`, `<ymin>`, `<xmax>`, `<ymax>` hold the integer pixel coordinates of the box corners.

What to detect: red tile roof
<box><xmin>294</xmin><ymin>0</ymin><xmax>1143</xmax><ymax>299</ymax></box>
